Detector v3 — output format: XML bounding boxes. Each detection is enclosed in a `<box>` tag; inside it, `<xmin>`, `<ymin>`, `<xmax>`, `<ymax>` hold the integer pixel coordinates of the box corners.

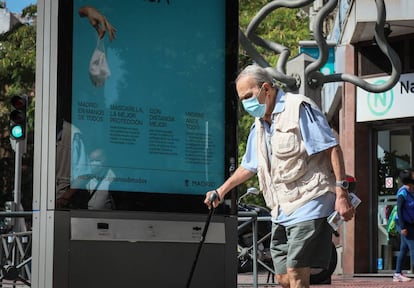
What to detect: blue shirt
<box><xmin>396</xmin><ymin>186</ymin><xmax>414</xmax><ymax>229</ymax></box>
<box><xmin>241</xmin><ymin>90</ymin><xmax>337</xmax><ymax>225</ymax></box>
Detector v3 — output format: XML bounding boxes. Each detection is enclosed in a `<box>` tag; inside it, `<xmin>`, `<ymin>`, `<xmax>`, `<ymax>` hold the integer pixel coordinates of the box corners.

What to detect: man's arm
<box><xmin>204</xmin><ymin>166</ymin><xmax>255</xmax><ymax>209</ymax></box>
<box><xmin>328</xmin><ymin>145</ymin><xmax>355</xmax><ymax>221</ymax></box>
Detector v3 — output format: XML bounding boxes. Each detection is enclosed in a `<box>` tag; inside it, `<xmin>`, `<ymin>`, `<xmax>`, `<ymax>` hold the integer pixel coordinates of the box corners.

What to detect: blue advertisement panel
<box><xmin>55</xmin><ymin>0</ymin><xmax>238</xmax><ymax>212</ymax></box>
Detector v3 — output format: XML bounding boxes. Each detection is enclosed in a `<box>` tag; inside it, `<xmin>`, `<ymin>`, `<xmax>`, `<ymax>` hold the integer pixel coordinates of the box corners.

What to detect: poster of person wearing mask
<box><xmin>70</xmin><ymin>0</ymin><xmax>232</xmax><ymax>198</ymax></box>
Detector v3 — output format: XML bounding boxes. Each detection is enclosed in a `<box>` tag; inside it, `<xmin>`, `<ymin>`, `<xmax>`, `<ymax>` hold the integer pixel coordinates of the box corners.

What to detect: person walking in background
<box><xmin>204</xmin><ymin>64</ymin><xmax>354</xmax><ymax>288</ymax></box>
<box><xmin>393</xmin><ymin>169</ymin><xmax>414</xmax><ymax>282</ymax></box>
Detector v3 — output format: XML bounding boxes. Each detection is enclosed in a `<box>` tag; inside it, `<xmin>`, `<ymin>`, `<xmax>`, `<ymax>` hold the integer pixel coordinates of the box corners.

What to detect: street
<box><xmin>237</xmin><ymin>272</ymin><xmax>414</xmax><ymax>288</ymax></box>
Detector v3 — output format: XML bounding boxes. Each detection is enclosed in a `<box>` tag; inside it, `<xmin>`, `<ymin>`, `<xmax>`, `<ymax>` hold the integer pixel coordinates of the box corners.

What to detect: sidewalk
<box><xmin>237</xmin><ymin>272</ymin><xmax>414</xmax><ymax>287</ymax></box>
<box><xmin>1</xmin><ymin>280</ymin><xmax>30</xmax><ymax>287</ymax></box>
<box><xmin>3</xmin><ymin>274</ymin><xmax>413</xmax><ymax>287</ymax></box>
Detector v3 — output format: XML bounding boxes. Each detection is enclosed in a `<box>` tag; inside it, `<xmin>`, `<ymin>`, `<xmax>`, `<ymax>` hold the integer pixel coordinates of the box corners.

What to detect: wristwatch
<box><xmin>336</xmin><ymin>180</ymin><xmax>349</xmax><ymax>190</ymax></box>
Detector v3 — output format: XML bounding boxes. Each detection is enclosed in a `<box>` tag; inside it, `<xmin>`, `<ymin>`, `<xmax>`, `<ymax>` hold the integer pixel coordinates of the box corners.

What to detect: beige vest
<box><xmin>256</xmin><ymin>93</ymin><xmax>335</xmax><ymax>218</ymax></box>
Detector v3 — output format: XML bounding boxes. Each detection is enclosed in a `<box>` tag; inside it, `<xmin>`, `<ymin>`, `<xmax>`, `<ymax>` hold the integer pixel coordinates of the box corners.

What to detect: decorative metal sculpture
<box><xmin>240</xmin><ymin>0</ymin><xmax>401</xmax><ymax>93</ymax></box>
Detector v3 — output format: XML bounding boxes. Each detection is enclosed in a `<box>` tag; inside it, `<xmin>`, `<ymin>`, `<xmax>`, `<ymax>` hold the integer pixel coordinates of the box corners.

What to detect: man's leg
<box><xmin>275</xmin><ymin>273</ymin><xmax>289</xmax><ymax>288</ymax></box>
<box><xmin>284</xmin><ymin>219</ymin><xmax>332</xmax><ymax>288</ymax></box>
<box><xmin>270</xmin><ymin>223</ymin><xmax>290</xmax><ymax>287</ymax></box>
<box><xmin>287</xmin><ymin>267</ymin><xmax>310</xmax><ymax>288</ymax></box>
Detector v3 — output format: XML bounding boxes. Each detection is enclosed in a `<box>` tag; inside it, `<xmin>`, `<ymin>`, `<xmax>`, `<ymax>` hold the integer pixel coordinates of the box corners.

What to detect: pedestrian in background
<box><xmin>393</xmin><ymin>169</ymin><xmax>414</xmax><ymax>282</ymax></box>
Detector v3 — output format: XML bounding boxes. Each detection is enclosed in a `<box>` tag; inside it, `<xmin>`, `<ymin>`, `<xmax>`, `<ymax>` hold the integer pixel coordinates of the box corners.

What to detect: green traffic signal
<box><xmin>11</xmin><ymin>125</ymin><xmax>24</xmax><ymax>139</ymax></box>
<box><xmin>9</xmin><ymin>95</ymin><xmax>27</xmax><ymax>141</ymax></box>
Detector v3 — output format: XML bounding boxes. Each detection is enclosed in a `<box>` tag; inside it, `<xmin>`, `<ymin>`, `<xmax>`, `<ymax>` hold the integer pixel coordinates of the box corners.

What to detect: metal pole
<box><xmin>14</xmin><ymin>141</ymin><xmax>22</xmax><ymax>205</ymax></box>
<box><xmin>252</xmin><ymin>215</ymin><xmax>258</xmax><ymax>288</ymax></box>
<box><xmin>238</xmin><ymin>211</ymin><xmax>259</xmax><ymax>287</ymax></box>
<box><xmin>13</xmin><ymin>141</ymin><xmax>23</xmax><ymax>232</ymax></box>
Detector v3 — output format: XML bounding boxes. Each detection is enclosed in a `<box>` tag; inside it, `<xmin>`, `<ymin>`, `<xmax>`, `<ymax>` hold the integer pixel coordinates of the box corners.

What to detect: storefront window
<box><xmin>377</xmin><ymin>128</ymin><xmax>412</xmax><ymax>271</ymax></box>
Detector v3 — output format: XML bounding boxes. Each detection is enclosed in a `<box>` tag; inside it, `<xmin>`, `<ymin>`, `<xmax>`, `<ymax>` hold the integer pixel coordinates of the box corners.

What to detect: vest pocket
<box><xmin>273</xmin><ymin>130</ymin><xmax>300</xmax><ymax>157</ymax></box>
<box><xmin>275</xmin><ymin>173</ymin><xmax>322</xmax><ymax>204</ymax></box>
<box><xmin>272</xmin><ymin>130</ymin><xmax>307</xmax><ymax>182</ymax></box>
<box><xmin>275</xmin><ymin>182</ymin><xmax>300</xmax><ymax>203</ymax></box>
<box><xmin>297</xmin><ymin>172</ymin><xmax>321</xmax><ymax>193</ymax></box>
<box><xmin>275</xmin><ymin>156</ymin><xmax>307</xmax><ymax>182</ymax></box>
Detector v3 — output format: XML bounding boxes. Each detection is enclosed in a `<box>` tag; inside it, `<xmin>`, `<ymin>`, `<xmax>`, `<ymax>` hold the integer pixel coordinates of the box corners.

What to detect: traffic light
<box><xmin>9</xmin><ymin>95</ymin><xmax>27</xmax><ymax>141</ymax></box>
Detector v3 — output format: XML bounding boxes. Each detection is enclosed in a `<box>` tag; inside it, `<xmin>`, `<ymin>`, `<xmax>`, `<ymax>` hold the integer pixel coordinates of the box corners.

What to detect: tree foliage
<box><xmin>0</xmin><ymin>13</ymin><xmax>36</xmax><ymax>128</ymax></box>
<box><xmin>237</xmin><ymin>1</ymin><xmax>311</xmax><ymax>205</ymax></box>
<box><xmin>0</xmin><ymin>6</ymin><xmax>36</xmax><ymax>209</ymax></box>
<box><xmin>239</xmin><ymin>1</ymin><xmax>311</xmax><ymax>68</ymax></box>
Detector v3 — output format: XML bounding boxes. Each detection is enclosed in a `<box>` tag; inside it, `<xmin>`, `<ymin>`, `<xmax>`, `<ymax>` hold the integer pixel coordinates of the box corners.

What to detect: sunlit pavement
<box><xmin>1</xmin><ymin>280</ymin><xmax>30</xmax><ymax>287</ymax></box>
<box><xmin>238</xmin><ymin>272</ymin><xmax>414</xmax><ymax>287</ymax></box>
<box><xmin>3</xmin><ymin>273</ymin><xmax>414</xmax><ymax>287</ymax></box>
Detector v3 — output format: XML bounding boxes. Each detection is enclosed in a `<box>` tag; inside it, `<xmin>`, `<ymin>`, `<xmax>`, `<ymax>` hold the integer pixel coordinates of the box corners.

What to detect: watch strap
<box><xmin>335</xmin><ymin>180</ymin><xmax>349</xmax><ymax>189</ymax></box>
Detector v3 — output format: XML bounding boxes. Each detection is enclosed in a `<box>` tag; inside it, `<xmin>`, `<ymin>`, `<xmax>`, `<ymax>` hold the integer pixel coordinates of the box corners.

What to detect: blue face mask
<box><xmin>242</xmin><ymin>85</ymin><xmax>266</xmax><ymax>118</ymax></box>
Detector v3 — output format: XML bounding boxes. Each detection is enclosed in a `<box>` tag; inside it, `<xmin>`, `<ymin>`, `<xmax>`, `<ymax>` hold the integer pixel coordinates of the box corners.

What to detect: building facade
<box><xmin>323</xmin><ymin>0</ymin><xmax>414</xmax><ymax>275</ymax></box>
<box><xmin>0</xmin><ymin>1</ymin><xmax>22</xmax><ymax>34</ymax></box>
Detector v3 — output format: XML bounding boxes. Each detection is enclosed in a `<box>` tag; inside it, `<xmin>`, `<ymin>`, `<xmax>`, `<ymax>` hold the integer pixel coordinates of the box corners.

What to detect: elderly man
<box><xmin>205</xmin><ymin>64</ymin><xmax>354</xmax><ymax>288</ymax></box>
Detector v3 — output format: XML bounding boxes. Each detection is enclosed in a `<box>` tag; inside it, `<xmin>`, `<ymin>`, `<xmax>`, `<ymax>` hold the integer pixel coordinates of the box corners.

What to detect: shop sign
<box><xmin>357</xmin><ymin>73</ymin><xmax>414</xmax><ymax>122</ymax></box>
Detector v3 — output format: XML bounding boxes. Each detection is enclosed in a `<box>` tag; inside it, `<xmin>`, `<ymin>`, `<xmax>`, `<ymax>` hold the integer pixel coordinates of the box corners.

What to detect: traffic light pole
<box><xmin>13</xmin><ymin>140</ymin><xmax>24</xmax><ymax>232</ymax></box>
<box><xmin>14</xmin><ymin>141</ymin><xmax>22</xmax><ymax>206</ymax></box>
<box><xmin>8</xmin><ymin>94</ymin><xmax>28</xmax><ymax>232</ymax></box>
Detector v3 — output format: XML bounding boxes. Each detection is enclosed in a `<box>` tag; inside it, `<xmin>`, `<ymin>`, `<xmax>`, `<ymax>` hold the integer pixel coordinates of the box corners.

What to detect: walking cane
<box><xmin>185</xmin><ymin>192</ymin><xmax>218</xmax><ymax>288</ymax></box>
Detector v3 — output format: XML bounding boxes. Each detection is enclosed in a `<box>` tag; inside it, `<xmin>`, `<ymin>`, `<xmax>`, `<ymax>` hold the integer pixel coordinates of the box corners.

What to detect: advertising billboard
<box><xmin>55</xmin><ymin>0</ymin><xmax>238</xmax><ymax>213</ymax></box>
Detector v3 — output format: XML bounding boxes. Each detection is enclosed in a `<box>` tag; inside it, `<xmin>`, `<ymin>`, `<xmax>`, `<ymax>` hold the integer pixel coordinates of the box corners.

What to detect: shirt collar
<box><xmin>272</xmin><ymin>89</ymin><xmax>285</xmax><ymax>114</ymax></box>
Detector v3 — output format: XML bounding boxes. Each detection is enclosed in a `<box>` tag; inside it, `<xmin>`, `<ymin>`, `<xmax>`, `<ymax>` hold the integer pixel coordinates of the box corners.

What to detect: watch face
<box><xmin>342</xmin><ymin>181</ymin><xmax>349</xmax><ymax>189</ymax></box>
<box><xmin>336</xmin><ymin>180</ymin><xmax>349</xmax><ymax>189</ymax></box>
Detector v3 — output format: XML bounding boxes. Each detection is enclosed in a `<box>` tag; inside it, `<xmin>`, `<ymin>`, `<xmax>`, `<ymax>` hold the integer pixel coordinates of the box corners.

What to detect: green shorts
<box><xmin>269</xmin><ymin>218</ymin><xmax>332</xmax><ymax>275</ymax></box>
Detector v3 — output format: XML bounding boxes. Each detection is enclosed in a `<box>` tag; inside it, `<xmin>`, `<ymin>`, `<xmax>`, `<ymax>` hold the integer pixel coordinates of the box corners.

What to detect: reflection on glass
<box><xmin>56</xmin><ymin>121</ymin><xmax>90</xmax><ymax>209</ymax></box>
<box><xmin>86</xmin><ymin>148</ymin><xmax>115</xmax><ymax>210</ymax></box>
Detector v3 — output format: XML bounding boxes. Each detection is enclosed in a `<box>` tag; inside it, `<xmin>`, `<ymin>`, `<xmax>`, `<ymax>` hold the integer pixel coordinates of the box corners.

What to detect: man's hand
<box><xmin>335</xmin><ymin>188</ymin><xmax>355</xmax><ymax>221</ymax></box>
<box><xmin>204</xmin><ymin>190</ymin><xmax>221</xmax><ymax>209</ymax></box>
<box><xmin>79</xmin><ymin>6</ymin><xmax>117</xmax><ymax>42</ymax></box>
